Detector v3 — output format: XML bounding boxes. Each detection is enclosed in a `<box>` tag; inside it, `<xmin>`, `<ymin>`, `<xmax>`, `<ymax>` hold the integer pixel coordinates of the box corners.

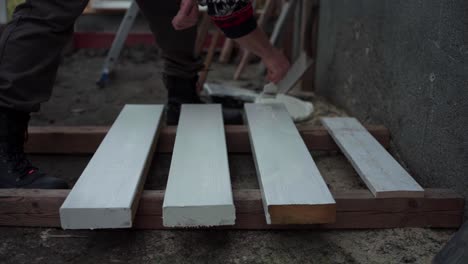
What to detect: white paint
<box><xmin>322</xmin><ymin>117</ymin><xmax>425</xmax><ymax>198</ymax></box>
<box><xmin>163</xmin><ymin>104</ymin><xmax>235</xmax><ymax>227</ymax></box>
<box><xmin>255</xmin><ymin>94</ymin><xmax>314</xmax><ymax>122</ymax></box>
<box><xmin>60</xmin><ymin>105</ymin><xmax>164</xmax><ymax>229</ymax></box>
<box><xmin>255</xmin><ymin>52</ymin><xmax>314</xmax><ymax>122</ymax></box>
<box><xmin>203</xmin><ymin>83</ymin><xmax>258</xmax><ymax>102</ymax></box>
<box><xmin>244</xmin><ymin>103</ymin><xmax>335</xmax><ymax>224</ymax></box>
<box><xmin>91</xmin><ymin>0</ymin><xmax>131</xmax><ymax>10</ymax></box>
<box><xmin>204</xmin><ymin>83</ymin><xmax>314</xmax><ymax>122</ymax></box>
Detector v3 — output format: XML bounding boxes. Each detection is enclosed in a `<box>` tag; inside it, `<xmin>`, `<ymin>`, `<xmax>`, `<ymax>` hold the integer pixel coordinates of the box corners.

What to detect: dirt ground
<box><xmin>1</xmin><ymin>47</ymin><xmax>455</xmax><ymax>264</ymax></box>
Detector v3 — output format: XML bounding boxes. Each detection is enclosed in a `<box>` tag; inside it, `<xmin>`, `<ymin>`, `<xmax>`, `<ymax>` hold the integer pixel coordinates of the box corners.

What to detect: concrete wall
<box><xmin>316</xmin><ymin>0</ymin><xmax>468</xmax><ymax>214</ymax></box>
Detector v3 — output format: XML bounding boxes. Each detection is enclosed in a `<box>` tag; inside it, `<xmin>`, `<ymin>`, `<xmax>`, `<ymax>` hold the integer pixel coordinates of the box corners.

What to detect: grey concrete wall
<box><xmin>316</xmin><ymin>0</ymin><xmax>468</xmax><ymax>214</ymax></box>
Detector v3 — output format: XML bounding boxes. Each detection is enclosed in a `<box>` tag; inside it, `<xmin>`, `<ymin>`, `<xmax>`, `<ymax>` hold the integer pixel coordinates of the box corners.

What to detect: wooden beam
<box><xmin>60</xmin><ymin>105</ymin><xmax>164</xmax><ymax>229</ymax></box>
<box><xmin>322</xmin><ymin>118</ymin><xmax>424</xmax><ymax>198</ymax></box>
<box><xmin>25</xmin><ymin>125</ymin><xmax>390</xmax><ymax>154</ymax></box>
<box><xmin>0</xmin><ymin>189</ymin><xmax>462</xmax><ymax>229</ymax></box>
<box><xmin>245</xmin><ymin>104</ymin><xmax>335</xmax><ymax>224</ymax></box>
<box><xmin>218</xmin><ymin>39</ymin><xmax>235</xmax><ymax>63</ymax></box>
<box><xmin>302</xmin><ymin>0</ymin><xmax>319</xmax><ymax>91</ymax></box>
<box><xmin>163</xmin><ymin>105</ymin><xmax>235</xmax><ymax>227</ymax></box>
<box><xmin>276</xmin><ymin>52</ymin><xmax>313</xmax><ymax>94</ymax></box>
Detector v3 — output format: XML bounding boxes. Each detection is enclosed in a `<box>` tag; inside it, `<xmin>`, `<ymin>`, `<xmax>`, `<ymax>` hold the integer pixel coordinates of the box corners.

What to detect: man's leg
<box><xmin>0</xmin><ymin>0</ymin><xmax>88</xmax><ymax>189</ymax></box>
<box><xmin>136</xmin><ymin>0</ymin><xmax>204</xmax><ymax>125</ymax></box>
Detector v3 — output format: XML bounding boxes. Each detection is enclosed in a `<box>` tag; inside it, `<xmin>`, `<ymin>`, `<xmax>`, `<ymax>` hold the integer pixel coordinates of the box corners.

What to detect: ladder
<box><xmin>96</xmin><ymin>0</ymin><xmax>139</xmax><ymax>88</ymax></box>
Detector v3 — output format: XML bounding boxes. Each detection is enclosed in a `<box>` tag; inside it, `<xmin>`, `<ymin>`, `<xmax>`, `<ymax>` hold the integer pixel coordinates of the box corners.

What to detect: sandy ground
<box><xmin>1</xmin><ymin>47</ymin><xmax>455</xmax><ymax>263</ymax></box>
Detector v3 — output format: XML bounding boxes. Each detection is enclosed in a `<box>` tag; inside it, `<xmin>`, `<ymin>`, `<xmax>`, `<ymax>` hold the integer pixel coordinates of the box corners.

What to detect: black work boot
<box><xmin>163</xmin><ymin>74</ymin><xmax>243</xmax><ymax>125</ymax></box>
<box><xmin>0</xmin><ymin>109</ymin><xmax>69</xmax><ymax>189</ymax></box>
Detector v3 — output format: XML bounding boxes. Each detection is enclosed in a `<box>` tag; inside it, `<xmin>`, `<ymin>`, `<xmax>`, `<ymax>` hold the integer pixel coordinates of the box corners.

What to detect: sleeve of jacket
<box><xmin>198</xmin><ymin>0</ymin><xmax>257</xmax><ymax>39</ymax></box>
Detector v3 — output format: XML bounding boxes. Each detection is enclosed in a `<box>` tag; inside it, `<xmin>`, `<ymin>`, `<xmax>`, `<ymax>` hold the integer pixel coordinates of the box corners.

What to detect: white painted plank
<box><xmin>0</xmin><ymin>0</ymin><xmax>7</xmax><ymax>24</ymax></box>
<box><xmin>91</xmin><ymin>0</ymin><xmax>131</xmax><ymax>10</ymax></box>
<box><xmin>244</xmin><ymin>103</ymin><xmax>336</xmax><ymax>225</ymax></box>
<box><xmin>163</xmin><ymin>104</ymin><xmax>235</xmax><ymax>227</ymax></box>
<box><xmin>60</xmin><ymin>105</ymin><xmax>164</xmax><ymax>229</ymax></box>
<box><xmin>321</xmin><ymin>117</ymin><xmax>425</xmax><ymax>198</ymax></box>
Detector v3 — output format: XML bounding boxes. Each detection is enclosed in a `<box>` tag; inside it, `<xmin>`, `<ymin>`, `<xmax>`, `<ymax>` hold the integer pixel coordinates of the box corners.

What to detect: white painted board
<box><xmin>163</xmin><ymin>104</ymin><xmax>235</xmax><ymax>227</ymax></box>
<box><xmin>60</xmin><ymin>105</ymin><xmax>164</xmax><ymax>229</ymax></box>
<box><xmin>244</xmin><ymin>103</ymin><xmax>336</xmax><ymax>224</ymax></box>
<box><xmin>322</xmin><ymin>117</ymin><xmax>425</xmax><ymax>198</ymax></box>
<box><xmin>91</xmin><ymin>0</ymin><xmax>131</xmax><ymax>10</ymax></box>
<box><xmin>0</xmin><ymin>0</ymin><xmax>7</xmax><ymax>24</ymax></box>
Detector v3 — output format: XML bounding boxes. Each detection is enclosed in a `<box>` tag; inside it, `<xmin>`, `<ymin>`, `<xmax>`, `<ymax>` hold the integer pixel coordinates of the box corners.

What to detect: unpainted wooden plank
<box><xmin>163</xmin><ymin>104</ymin><xmax>235</xmax><ymax>227</ymax></box>
<box><xmin>0</xmin><ymin>188</ymin><xmax>462</xmax><ymax>229</ymax></box>
<box><xmin>244</xmin><ymin>103</ymin><xmax>336</xmax><ymax>224</ymax></box>
<box><xmin>25</xmin><ymin>125</ymin><xmax>391</xmax><ymax>154</ymax></box>
<box><xmin>322</xmin><ymin>117</ymin><xmax>425</xmax><ymax>198</ymax></box>
<box><xmin>60</xmin><ymin>105</ymin><xmax>163</xmax><ymax>229</ymax></box>
<box><xmin>276</xmin><ymin>51</ymin><xmax>313</xmax><ymax>94</ymax></box>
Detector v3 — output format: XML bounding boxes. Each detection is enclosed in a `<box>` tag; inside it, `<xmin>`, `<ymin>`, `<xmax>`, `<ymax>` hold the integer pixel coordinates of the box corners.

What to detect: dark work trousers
<box><xmin>0</xmin><ymin>0</ymin><xmax>203</xmax><ymax>113</ymax></box>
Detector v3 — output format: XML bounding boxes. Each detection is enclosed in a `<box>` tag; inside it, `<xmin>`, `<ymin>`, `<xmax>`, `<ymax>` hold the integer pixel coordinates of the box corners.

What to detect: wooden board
<box><xmin>163</xmin><ymin>105</ymin><xmax>235</xmax><ymax>227</ymax></box>
<box><xmin>276</xmin><ymin>52</ymin><xmax>313</xmax><ymax>94</ymax></box>
<box><xmin>0</xmin><ymin>189</ymin><xmax>462</xmax><ymax>229</ymax></box>
<box><xmin>25</xmin><ymin>125</ymin><xmax>391</xmax><ymax>154</ymax></box>
<box><xmin>218</xmin><ymin>39</ymin><xmax>235</xmax><ymax>63</ymax></box>
<box><xmin>91</xmin><ymin>0</ymin><xmax>131</xmax><ymax>10</ymax></box>
<box><xmin>244</xmin><ymin>103</ymin><xmax>336</xmax><ymax>224</ymax></box>
<box><xmin>60</xmin><ymin>105</ymin><xmax>163</xmax><ymax>229</ymax></box>
<box><xmin>322</xmin><ymin>118</ymin><xmax>425</xmax><ymax>198</ymax></box>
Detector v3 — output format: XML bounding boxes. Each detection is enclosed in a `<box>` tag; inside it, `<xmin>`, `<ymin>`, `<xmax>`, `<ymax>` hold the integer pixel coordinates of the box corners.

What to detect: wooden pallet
<box><xmin>0</xmin><ymin>105</ymin><xmax>463</xmax><ymax>230</ymax></box>
<box><xmin>0</xmin><ymin>188</ymin><xmax>462</xmax><ymax>229</ymax></box>
<box><xmin>24</xmin><ymin>125</ymin><xmax>390</xmax><ymax>155</ymax></box>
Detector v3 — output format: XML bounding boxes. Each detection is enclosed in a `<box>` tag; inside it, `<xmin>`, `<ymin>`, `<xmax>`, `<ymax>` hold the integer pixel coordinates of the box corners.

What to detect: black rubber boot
<box><xmin>163</xmin><ymin>74</ymin><xmax>243</xmax><ymax>125</ymax></box>
<box><xmin>0</xmin><ymin>109</ymin><xmax>69</xmax><ymax>189</ymax></box>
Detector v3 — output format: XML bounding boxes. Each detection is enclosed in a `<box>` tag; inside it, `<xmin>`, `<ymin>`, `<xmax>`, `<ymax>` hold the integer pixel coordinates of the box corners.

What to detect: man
<box><xmin>0</xmin><ymin>0</ymin><xmax>290</xmax><ymax>189</ymax></box>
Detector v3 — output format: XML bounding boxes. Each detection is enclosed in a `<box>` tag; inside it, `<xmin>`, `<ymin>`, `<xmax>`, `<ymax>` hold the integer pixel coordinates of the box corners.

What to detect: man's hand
<box><xmin>233</xmin><ymin>27</ymin><xmax>291</xmax><ymax>84</ymax></box>
<box><xmin>172</xmin><ymin>0</ymin><xmax>199</xmax><ymax>30</ymax></box>
<box><xmin>262</xmin><ymin>48</ymin><xmax>290</xmax><ymax>84</ymax></box>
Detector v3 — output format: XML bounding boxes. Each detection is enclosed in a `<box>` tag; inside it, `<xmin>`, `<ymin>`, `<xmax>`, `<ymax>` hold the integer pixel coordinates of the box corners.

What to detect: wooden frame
<box><xmin>0</xmin><ymin>189</ymin><xmax>463</xmax><ymax>229</ymax></box>
<box><xmin>7</xmin><ymin>124</ymin><xmax>462</xmax><ymax>229</ymax></box>
<box><xmin>25</xmin><ymin>125</ymin><xmax>390</xmax><ymax>154</ymax></box>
